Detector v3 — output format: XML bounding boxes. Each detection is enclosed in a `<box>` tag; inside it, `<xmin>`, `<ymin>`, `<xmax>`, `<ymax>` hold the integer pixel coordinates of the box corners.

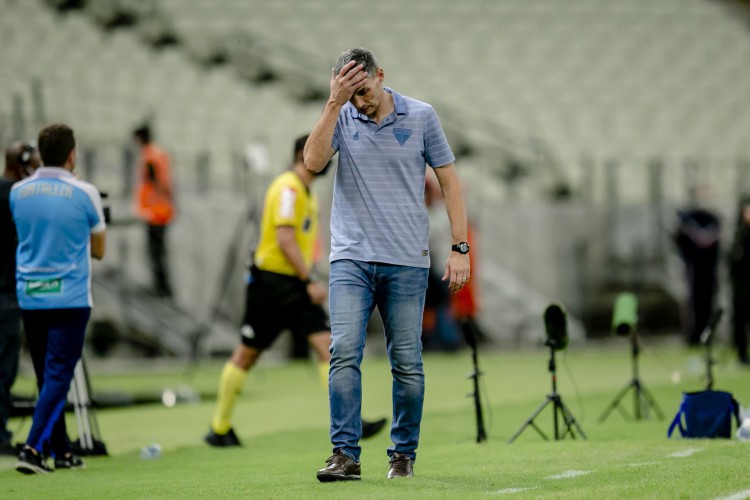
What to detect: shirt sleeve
<box><xmin>82</xmin><ymin>182</ymin><xmax>106</xmax><ymax>234</ymax></box>
<box><xmin>423</xmin><ymin>106</ymin><xmax>455</xmax><ymax>168</ymax></box>
<box><xmin>273</xmin><ymin>185</ymin><xmax>299</xmax><ymax>227</ymax></box>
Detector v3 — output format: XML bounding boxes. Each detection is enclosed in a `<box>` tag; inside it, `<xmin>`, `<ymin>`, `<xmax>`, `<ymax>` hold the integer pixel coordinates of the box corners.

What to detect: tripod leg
<box><xmin>73</xmin><ymin>361</ymin><xmax>94</xmax><ymax>450</ymax></box>
<box><xmin>508</xmin><ymin>397</ymin><xmax>553</xmax><ymax>443</ymax></box>
<box><xmin>558</xmin><ymin>398</ymin><xmax>587</xmax><ymax>440</ymax></box>
<box><xmin>68</xmin><ymin>370</ymin><xmax>86</xmax><ymax>450</ymax></box>
<box><xmin>80</xmin><ymin>357</ymin><xmax>104</xmax><ymax>443</ymax></box>
<box><xmin>598</xmin><ymin>381</ymin><xmax>634</xmax><ymax>423</ymax></box>
<box><xmin>634</xmin><ymin>379</ymin><xmax>664</xmax><ymax>420</ymax></box>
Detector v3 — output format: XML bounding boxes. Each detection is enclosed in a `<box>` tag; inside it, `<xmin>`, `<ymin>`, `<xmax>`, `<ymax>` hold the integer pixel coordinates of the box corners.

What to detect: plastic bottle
<box><xmin>738</xmin><ymin>407</ymin><xmax>750</xmax><ymax>442</ymax></box>
<box><xmin>140</xmin><ymin>443</ymin><xmax>162</xmax><ymax>459</ymax></box>
<box><xmin>737</xmin><ymin>416</ymin><xmax>750</xmax><ymax>441</ymax></box>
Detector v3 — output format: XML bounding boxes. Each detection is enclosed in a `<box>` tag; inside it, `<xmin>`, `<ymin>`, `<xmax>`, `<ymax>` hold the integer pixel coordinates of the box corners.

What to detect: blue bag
<box><xmin>667</xmin><ymin>390</ymin><xmax>741</xmax><ymax>439</ymax></box>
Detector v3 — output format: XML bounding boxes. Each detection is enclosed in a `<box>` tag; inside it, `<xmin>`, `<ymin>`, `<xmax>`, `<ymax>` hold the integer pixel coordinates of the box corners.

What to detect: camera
<box><xmin>99</xmin><ymin>191</ymin><xmax>111</xmax><ymax>224</ymax></box>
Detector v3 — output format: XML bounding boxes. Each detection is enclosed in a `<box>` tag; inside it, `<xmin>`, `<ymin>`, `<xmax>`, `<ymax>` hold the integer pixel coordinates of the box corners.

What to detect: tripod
<box><xmin>598</xmin><ymin>332</ymin><xmax>663</xmax><ymax>422</ymax></box>
<box><xmin>68</xmin><ymin>357</ymin><xmax>108</xmax><ymax>456</ymax></box>
<box><xmin>701</xmin><ymin>308</ymin><xmax>723</xmax><ymax>390</ymax></box>
<box><xmin>463</xmin><ymin>322</ymin><xmax>486</xmax><ymax>443</ymax></box>
<box><xmin>508</xmin><ymin>342</ymin><xmax>586</xmax><ymax>443</ymax></box>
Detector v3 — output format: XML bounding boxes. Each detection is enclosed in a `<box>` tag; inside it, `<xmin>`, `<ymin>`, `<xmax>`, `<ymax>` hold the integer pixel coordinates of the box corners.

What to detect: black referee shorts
<box><xmin>240</xmin><ymin>267</ymin><xmax>330</xmax><ymax>351</ymax></box>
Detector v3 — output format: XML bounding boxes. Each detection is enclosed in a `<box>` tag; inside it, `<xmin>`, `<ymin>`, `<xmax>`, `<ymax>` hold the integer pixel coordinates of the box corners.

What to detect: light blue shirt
<box><xmin>10</xmin><ymin>167</ymin><xmax>106</xmax><ymax>309</ymax></box>
<box><xmin>330</xmin><ymin>88</ymin><xmax>455</xmax><ymax>268</ymax></box>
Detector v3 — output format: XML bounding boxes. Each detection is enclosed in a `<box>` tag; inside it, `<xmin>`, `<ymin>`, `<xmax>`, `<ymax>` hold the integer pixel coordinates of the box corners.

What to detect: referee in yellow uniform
<box><xmin>204</xmin><ymin>134</ymin><xmax>385</xmax><ymax>447</ymax></box>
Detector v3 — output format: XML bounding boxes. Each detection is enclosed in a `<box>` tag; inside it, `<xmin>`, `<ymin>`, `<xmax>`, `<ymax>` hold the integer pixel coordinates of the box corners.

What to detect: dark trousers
<box><xmin>147</xmin><ymin>224</ymin><xmax>172</xmax><ymax>296</ymax></box>
<box><xmin>0</xmin><ymin>293</ymin><xmax>20</xmax><ymax>444</ymax></box>
<box><xmin>22</xmin><ymin>308</ymin><xmax>89</xmax><ymax>457</ymax></box>
<box><xmin>731</xmin><ymin>287</ymin><xmax>750</xmax><ymax>363</ymax></box>
<box><xmin>685</xmin><ymin>264</ymin><xmax>718</xmax><ymax>346</ymax></box>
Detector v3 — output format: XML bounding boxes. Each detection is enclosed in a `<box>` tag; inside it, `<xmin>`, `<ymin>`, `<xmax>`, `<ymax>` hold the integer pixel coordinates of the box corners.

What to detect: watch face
<box><xmin>454</xmin><ymin>242</ymin><xmax>470</xmax><ymax>254</ymax></box>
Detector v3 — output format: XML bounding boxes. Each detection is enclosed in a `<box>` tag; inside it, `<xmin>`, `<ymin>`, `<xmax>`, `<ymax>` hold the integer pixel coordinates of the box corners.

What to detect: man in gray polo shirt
<box><xmin>305</xmin><ymin>47</ymin><xmax>471</xmax><ymax>481</ymax></box>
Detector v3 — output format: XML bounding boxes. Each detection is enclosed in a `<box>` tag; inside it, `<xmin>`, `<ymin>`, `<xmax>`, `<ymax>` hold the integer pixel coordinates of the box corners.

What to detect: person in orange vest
<box><xmin>133</xmin><ymin>125</ymin><xmax>174</xmax><ymax>297</ymax></box>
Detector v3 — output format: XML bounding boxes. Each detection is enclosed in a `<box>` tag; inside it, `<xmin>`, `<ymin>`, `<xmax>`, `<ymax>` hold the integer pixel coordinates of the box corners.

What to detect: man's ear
<box><xmin>66</xmin><ymin>148</ymin><xmax>77</xmax><ymax>171</ymax></box>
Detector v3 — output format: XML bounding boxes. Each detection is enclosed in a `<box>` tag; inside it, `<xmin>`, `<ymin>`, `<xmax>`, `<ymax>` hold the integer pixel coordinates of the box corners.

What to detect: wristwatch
<box><xmin>451</xmin><ymin>242</ymin><xmax>470</xmax><ymax>254</ymax></box>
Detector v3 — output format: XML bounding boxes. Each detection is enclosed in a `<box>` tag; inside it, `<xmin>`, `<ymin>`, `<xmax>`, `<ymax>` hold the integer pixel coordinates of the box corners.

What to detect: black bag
<box><xmin>667</xmin><ymin>390</ymin><xmax>741</xmax><ymax>439</ymax></box>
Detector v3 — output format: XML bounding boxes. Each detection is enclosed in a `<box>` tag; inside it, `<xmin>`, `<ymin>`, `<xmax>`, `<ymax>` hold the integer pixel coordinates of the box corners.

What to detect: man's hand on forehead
<box><xmin>329</xmin><ymin>61</ymin><xmax>368</xmax><ymax>105</ymax></box>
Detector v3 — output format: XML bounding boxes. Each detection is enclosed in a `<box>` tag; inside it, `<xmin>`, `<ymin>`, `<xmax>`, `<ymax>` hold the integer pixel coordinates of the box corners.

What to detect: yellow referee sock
<box><xmin>318</xmin><ymin>362</ymin><xmax>329</xmax><ymax>389</ymax></box>
<box><xmin>211</xmin><ymin>362</ymin><xmax>248</xmax><ymax>435</ymax></box>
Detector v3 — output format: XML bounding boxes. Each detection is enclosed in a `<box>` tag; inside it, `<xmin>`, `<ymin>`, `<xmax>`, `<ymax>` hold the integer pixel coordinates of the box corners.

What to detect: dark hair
<box><xmin>4</xmin><ymin>140</ymin><xmax>40</xmax><ymax>179</ymax></box>
<box><xmin>133</xmin><ymin>125</ymin><xmax>152</xmax><ymax>144</ymax></box>
<box><xmin>294</xmin><ymin>134</ymin><xmax>309</xmax><ymax>162</ymax></box>
<box><xmin>334</xmin><ymin>48</ymin><xmax>379</xmax><ymax>77</ymax></box>
<box><xmin>38</xmin><ymin>124</ymin><xmax>75</xmax><ymax>167</ymax></box>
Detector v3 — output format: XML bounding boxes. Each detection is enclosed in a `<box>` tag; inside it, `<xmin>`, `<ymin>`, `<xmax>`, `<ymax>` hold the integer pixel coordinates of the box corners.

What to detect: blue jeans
<box><xmin>328</xmin><ymin>260</ymin><xmax>428</xmax><ymax>462</ymax></box>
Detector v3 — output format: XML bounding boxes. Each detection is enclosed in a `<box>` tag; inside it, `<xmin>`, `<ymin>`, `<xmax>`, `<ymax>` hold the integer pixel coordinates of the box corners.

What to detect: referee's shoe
<box><xmin>361</xmin><ymin>417</ymin><xmax>387</xmax><ymax>439</ymax></box>
<box><xmin>204</xmin><ymin>427</ymin><xmax>241</xmax><ymax>447</ymax></box>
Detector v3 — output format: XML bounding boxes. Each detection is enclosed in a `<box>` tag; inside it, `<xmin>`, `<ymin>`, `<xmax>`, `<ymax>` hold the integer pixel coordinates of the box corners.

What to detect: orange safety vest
<box><xmin>135</xmin><ymin>144</ymin><xmax>174</xmax><ymax>225</ymax></box>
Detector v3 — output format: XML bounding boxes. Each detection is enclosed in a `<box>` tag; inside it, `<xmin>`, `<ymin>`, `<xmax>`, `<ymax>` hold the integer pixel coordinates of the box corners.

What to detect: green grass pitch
<box><xmin>1</xmin><ymin>341</ymin><xmax>749</xmax><ymax>499</ymax></box>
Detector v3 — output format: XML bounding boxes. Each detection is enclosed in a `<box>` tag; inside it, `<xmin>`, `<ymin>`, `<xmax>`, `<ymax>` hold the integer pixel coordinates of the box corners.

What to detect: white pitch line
<box><xmin>714</xmin><ymin>489</ymin><xmax>750</xmax><ymax>500</ymax></box>
<box><xmin>545</xmin><ymin>470</ymin><xmax>593</xmax><ymax>480</ymax></box>
<box><xmin>666</xmin><ymin>448</ymin><xmax>704</xmax><ymax>458</ymax></box>
<box><xmin>625</xmin><ymin>461</ymin><xmax>661</xmax><ymax>467</ymax></box>
<box><xmin>489</xmin><ymin>487</ymin><xmax>540</xmax><ymax>495</ymax></box>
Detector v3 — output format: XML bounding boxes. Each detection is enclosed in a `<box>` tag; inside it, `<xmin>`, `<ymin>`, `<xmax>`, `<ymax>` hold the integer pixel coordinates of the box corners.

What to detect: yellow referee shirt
<box><xmin>253</xmin><ymin>171</ymin><xmax>318</xmax><ymax>276</ymax></box>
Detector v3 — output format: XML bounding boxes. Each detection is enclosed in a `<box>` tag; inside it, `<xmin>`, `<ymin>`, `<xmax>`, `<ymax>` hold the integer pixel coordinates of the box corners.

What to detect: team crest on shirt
<box><xmin>393</xmin><ymin>128</ymin><xmax>412</xmax><ymax>146</ymax></box>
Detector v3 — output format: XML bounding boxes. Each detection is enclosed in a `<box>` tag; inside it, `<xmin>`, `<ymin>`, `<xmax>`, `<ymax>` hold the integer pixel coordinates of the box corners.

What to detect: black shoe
<box><xmin>204</xmin><ymin>427</ymin><xmax>242</xmax><ymax>447</ymax></box>
<box><xmin>16</xmin><ymin>446</ymin><xmax>53</xmax><ymax>475</ymax></box>
<box><xmin>55</xmin><ymin>452</ymin><xmax>85</xmax><ymax>470</ymax></box>
<box><xmin>387</xmin><ymin>452</ymin><xmax>414</xmax><ymax>478</ymax></box>
<box><xmin>317</xmin><ymin>449</ymin><xmax>361</xmax><ymax>482</ymax></box>
<box><xmin>361</xmin><ymin>417</ymin><xmax>387</xmax><ymax>439</ymax></box>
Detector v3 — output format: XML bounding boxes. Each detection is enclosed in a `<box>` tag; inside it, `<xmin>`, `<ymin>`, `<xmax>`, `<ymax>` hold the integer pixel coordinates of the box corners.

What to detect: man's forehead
<box><xmin>355</xmin><ymin>73</ymin><xmax>380</xmax><ymax>91</ymax></box>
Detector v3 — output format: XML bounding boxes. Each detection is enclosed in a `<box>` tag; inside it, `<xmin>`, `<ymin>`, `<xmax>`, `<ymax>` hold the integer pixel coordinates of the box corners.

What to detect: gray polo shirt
<box><xmin>330</xmin><ymin>88</ymin><xmax>455</xmax><ymax>268</ymax></box>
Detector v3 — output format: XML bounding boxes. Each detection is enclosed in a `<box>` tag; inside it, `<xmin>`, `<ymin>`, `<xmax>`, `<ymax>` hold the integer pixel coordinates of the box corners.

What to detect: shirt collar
<box><xmin>33</xmin><ymin>166</ymin><xmax>75</xmax><ymax>179</ymax></box>
<box><xmin>348</xmin><ymin>87</ymin><xmax>408</xmax><ymax>120</ymax></box>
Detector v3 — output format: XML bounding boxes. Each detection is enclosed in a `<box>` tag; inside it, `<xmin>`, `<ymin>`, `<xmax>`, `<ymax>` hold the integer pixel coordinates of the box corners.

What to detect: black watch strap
<box><xmin>452</xmin><ymin>242</ymin><xmax>470</xmax><ymax>254</ymax></box>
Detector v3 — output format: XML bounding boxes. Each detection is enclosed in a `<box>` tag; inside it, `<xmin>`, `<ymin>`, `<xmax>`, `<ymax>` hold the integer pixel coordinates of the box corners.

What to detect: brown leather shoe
<box><xmin>317</xmin><ymin>449</ymin><xmax>361</xmax><ymax>482</ymax></box>
<box><xmin>387</xmin><ymin>452</ymin><xmax>414</xmax><ymax>478</ymax></box>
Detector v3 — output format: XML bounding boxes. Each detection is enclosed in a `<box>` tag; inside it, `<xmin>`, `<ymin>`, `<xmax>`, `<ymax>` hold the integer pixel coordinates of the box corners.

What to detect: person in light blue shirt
<box><xmin>306</xmin><ymin>48</ymin><xmax>471</xmax><ymax>481</ymax></box>
<box><xmin>10</xmin><ymin>124</ymin><xmax>106</xmax><ymax>474</ymax></box>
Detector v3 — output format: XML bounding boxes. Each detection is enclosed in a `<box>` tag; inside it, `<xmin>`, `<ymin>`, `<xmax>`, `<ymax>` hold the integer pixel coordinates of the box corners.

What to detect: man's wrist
<box><xmin>451</xmin><ymin>241</ymin><xmax>470</xmax><ymax>255</ymax></box>
<box><xmin>326</xmin><ymin>99</ymin><xmax>345</xmax><ymax>110</ymax></box>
